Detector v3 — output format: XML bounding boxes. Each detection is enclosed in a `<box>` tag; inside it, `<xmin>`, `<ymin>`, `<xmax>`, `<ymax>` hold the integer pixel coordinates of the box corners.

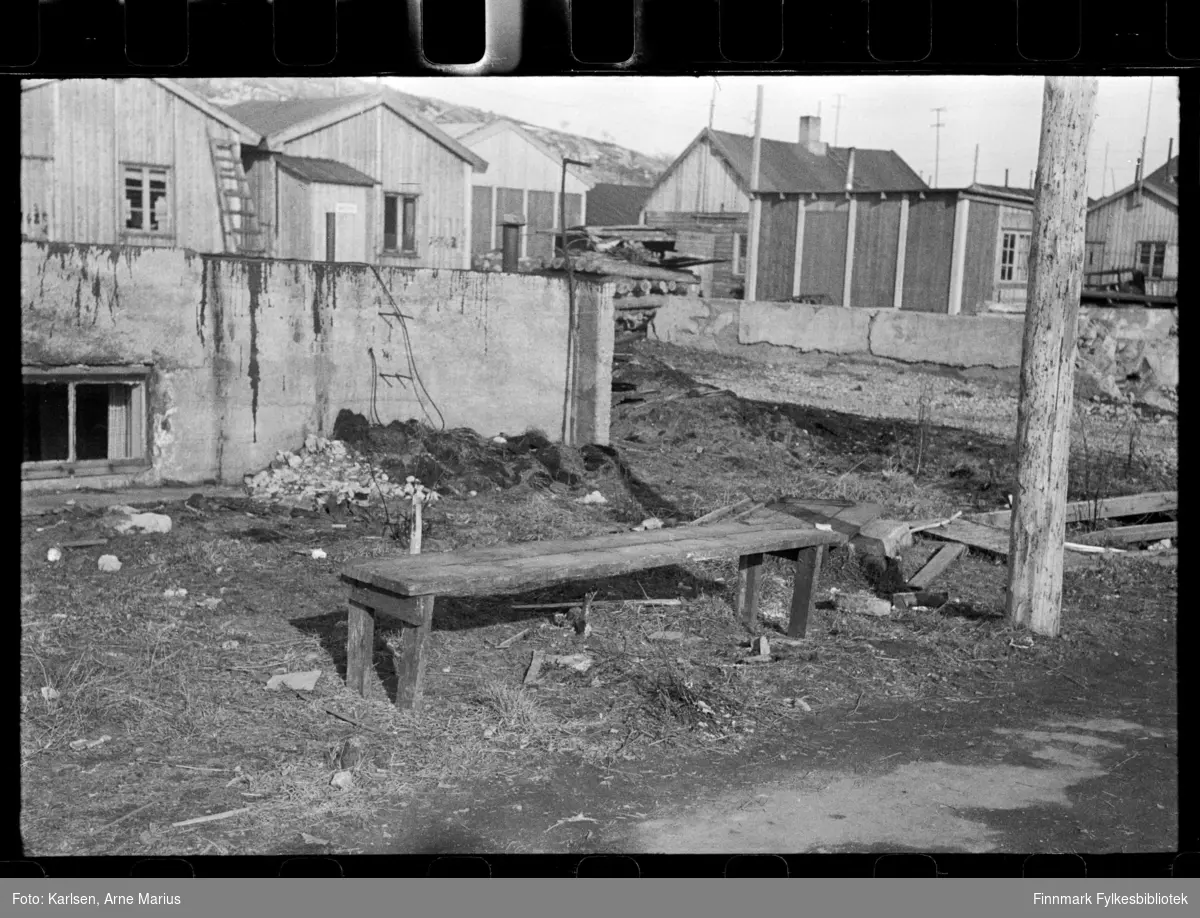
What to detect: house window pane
<box><xmin>1015</xmin><ymin>233</ymin><xmax>1031</xmax><ymax>284</ymax></box>
<box><xmin>402</xmin><ymin>197</ymin><xmax>417</xmax><ymax>253</ymax></box>
<box><xmin>383</xmin><ymin>194</ymin><xmax>398</xmax><ymax>250</ymax></box>
<box><xmin>23</xmin><ymin>383</ymin><xmax>70</xmax><ymax>462</ymax></box>
<box><xmin>125</xmin><ymin>169</ymin><xmax>144</xmax><ymax>230</ymax></box>
<box><xmin>149</xmin><ymin>170</ymin><xmax>169</xmax><ymax>233</ymax></box>
<box><xmin>75</xmin><ymin>384</ymin><xmax>111</xmax><ymax>461</ymax></box>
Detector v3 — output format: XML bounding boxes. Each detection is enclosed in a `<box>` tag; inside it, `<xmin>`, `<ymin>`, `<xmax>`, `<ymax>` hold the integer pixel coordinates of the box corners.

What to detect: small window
<box><xmin>999</xmin><ymin>230</ymin><xmax>1031</xmax><ymax>283</ymax></box>
<box><xmin>731</xmin><ymin>232</ymin><xmax>749</xmax><ymax>276</ymax></box>
<box><xmin>1135</xmin><ymin>241</ymin><xmax>1166</xmax><ymax>279</ymax></box>
<box><xmin>23</xmin><ymin>369</ymin><xmax>149</xmax><ymax>478</ymax></box>
<box><xmin>384</xmin><ymin>193</ymin><xmax>419</xmax><ymax>254</ymax></box>
<box><xmin>123</xmin><ymin>165</ymin><xmax>171</xmax><ymax>235</ymax></box>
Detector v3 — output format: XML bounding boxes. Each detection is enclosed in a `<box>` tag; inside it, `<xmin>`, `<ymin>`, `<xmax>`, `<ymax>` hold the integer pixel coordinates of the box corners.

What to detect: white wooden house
<box><xmin>1085</xmin><ymin>155</ymin><xmax>1178</xmax><ymax>297</ymax></box>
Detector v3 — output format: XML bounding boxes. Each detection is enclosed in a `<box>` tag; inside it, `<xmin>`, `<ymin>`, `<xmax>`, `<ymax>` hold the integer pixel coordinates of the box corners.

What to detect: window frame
<box><xmin>1134</xmin><ymin>240</ymin><xmax>1167</xmax><ymax>279</ymax></box>
<box><xmin>998</xmin><ymin>229</ymin><xmax>1032</xmax><ymax>284</ymax></box>
<box><xmin>731</xmin><ymin>231</ymin><xmax>748</xmax><ymax>277</ymax></box>
<box><xmin>22</xmin><ymin>366</ymin><xmax>151</xmax><ymax>480</ymax></box>
<box><xmin>383</xmin><ymin>191</ymin><xmax>420</xmax><ymax>256</ymax></box>
<box><xmin>121</xmin><ymin>163</ymin><xmax>174</xmax><ymax>240</ymax></box>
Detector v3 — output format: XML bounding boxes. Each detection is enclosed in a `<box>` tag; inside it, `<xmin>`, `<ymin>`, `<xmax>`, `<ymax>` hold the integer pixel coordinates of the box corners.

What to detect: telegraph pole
<box><xmin>972</xmin><ymin>144</ymin><xmax>979</xmax><ymax>184</ymax></box>
<box><xmin>931</xmin><ymin>107</ymin><xmax>947</xmax><ymax>187</ymax></box>
<box><xmin>745</xmin><ymin>85</ymin><xmax>764</xmax><ymax>302</ymax></box>
<box><xmin>1006</xmin><ymin>77</ymin><xmax>1099</xmax><ymax>638</ymax></box>
<box><xmin>834</xmin><ymin>94</ymin><xmax>844</xmax><ymax>146</ymax></box>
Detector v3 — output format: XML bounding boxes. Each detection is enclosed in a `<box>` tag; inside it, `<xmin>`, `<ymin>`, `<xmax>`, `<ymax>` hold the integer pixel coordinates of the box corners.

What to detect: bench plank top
<box><xmin>342</xmin><ymin>522</ymin><xmax>845</xmax><ymax>598</ymax></box>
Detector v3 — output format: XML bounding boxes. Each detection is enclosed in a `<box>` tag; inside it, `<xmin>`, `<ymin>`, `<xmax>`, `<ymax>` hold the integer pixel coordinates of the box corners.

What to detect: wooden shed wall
<box><xmin>643</xmin><ymin>139</ymin><xmax>748</xmax><ymax>215</ymax></box>
<box><xmin>1085</xmin><ymin>191</ymin><xmax>1178</xmax><ymax>276</ymax></box>
<box><xmin>276</xmin><ymin>168</ymin><xmax>312</xmax><ymax>260</ymax></box>
<box><xmin>466</xmin><ymin>128</ymin><xmax>588</xmax><ymax>195</ymax></box>
<box><xmin>901</xmin><ymin>196</ymin><xmax>956</xmax><ymax>312</ymax></box>
<box><xmin>960</xmin><ymin>200</ymin><xmax>1000</xmax><ymax>314</ymax></box>
<box><xmin>849</xmin><ymin>198</ymin><xmax>902</xmax><ymax>310</ymax></box>
<box><xmin>282</xmin><ymin>107</ymin><xmax>469</xmax><ymax>268</ymax></box>
<box><xmin>472</xmin><ymin>185</ymin><xmax>494</xmax><ymax>253</ymax></box>
<box><xmin>756</xmin><ymin>197</ymin><xmax>799</xmax><ymax>302</ymax></box>
<box><xmin>21</xmin><ymin>79</ymin><xmax>233</xmax><ymax>252</ymax></box>
<box><xmin>799</xmin><ymin>202</ymin><xmax>849</xmax><ymax>303</ymax></box>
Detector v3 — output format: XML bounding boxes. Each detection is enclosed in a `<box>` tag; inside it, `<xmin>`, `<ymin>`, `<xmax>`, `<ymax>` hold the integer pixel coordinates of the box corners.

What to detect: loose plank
<box><xmin>907</xmin><ymin>543</ymin><xmax>967</xmax><ymax>590</ymax></box>
<box><xmin>965</xmin><ymin>491</ymin><xmax>1176</xmax><ymax>529</ymax></box>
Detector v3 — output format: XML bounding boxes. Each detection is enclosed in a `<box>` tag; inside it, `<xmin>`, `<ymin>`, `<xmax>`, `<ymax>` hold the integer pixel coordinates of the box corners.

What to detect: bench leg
<box><xmin>787</xmin><ymin>545</ymin><xmax>825</xmax><ymax>638</ymax></box>
<box><xmin>736</xmin><ymin>552</ymin><xmax>764</xmax><ymax>628</ymax></box>
<box><xmin>346</xmin><ymin>598</ymin><xmax>376</xmax><ymax>697</ymax></box>
<box><xmin>394</xmin><ymin>595</ymin><xmax>436</xmax><ymax>711</ymax></box>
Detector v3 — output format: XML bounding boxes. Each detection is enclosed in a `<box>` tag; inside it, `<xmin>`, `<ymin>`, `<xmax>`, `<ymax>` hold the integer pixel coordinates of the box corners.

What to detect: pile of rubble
<box><xmin>1075</xmin><ymin>310</ymin><xmax>1178</xmax><ymax>413</ymax></box>
<box><xmin>243</xmin><ymin>435</ymin><xmax>403</xmax><ymax>510</ymax></box>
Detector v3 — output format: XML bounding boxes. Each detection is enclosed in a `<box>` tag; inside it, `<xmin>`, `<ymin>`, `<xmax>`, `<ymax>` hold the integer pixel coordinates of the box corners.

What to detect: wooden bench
<box><xmin>340</xmin><ymin>521</ymin><xmax>846</xmax><ymax>710</ymax></box>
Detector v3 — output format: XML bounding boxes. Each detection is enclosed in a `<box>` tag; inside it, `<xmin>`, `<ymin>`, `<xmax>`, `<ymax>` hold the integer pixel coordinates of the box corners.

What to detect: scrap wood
<box><xmin>1070</xmin><ymin>521</ymin><xmax>1176</xmax><ymax>547</ymax></box>
<box><xmin>496</xmin><ymin>628</ymin><xmax>531</xmax><ymax>649</ymax></box>
<box><xmin>689</xmin><ymin>498</ymin><xmax>755</xmax><ymax>526</ymax></box>
<box><xmin>172</xmin><ymin>806</ymin><xmax>252</xmax><ymax>828</ymax></box>
<box><xmin>95</xmin><ymin>801</ymin><xmax>155</xmax><ymax>833</ymax></box>
<box><xmin>523</xmin><ymin>650</ymin><xmax>546</xmax><ymax>685</ymax></box>
<box><xmin>60</xmin><ymin>539</ymin><xmax>109</xmax><ymax>549</ymax></box>
<box><xmin>966</xmin><ymin>490</ymin><xmax>1177</xmax><ymax>528</ymax></box>
<box><xmin>907</xmin><ymin>543</ymin><xmax>967</xmax><ymax>590</ymax></box>
<box><xmin>511</xmin><ymin>599</ymin><xmax>682</xmax><ymax>610</ymax></box>
<box><xmin>908</xmin><ymin>512</ymin><xmax>963</xmax><ymax>535</ymax></box>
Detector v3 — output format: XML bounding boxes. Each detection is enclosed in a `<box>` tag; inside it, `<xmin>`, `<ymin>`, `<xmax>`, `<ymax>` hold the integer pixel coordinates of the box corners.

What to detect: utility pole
<box><xmin>1006</xmin><ymin>76</ymin><xmax>1098</xmax><ymax>638</ymax></box>
<box><xmin>931</xmin><ymin>107</ymin><xmax>946</xmax><ymax>187</ymax></box>
<box><xmin>1137</xmin><ymin>76</ymin><xmax>1154</xmax><ymax>197</ymax></box>
<box><xmin>708</xmin><ymin>80</ymin><xmax>717</xmax><ymax>130</ymax></box>
<box><xmin>745</xmin><ymin>85</ymin><xmax>764</xmax><ymax>302</ymax></box>
<box><xmin>559</xmin><ymin>156</ymin><xmax>593</xmax><ymax>447</ymax></box>
<box><xmin>699</xmin><ymin>80</ymin><xmax>717</xmax><ymax>211</ymax></box>
<box><xmin>833</xmin><ymin>94</ymin><xmax>844</xmax><ymax>146</ymax></box>
<box><xmin>1101</xmin><ymin>142</ymin><xmax>1109</xmax><ymax>196</ymax></box>
<box><xmin>972</xmin><ymin>144</ymin><xmax>979</xmax><ymax>184</ymax></box>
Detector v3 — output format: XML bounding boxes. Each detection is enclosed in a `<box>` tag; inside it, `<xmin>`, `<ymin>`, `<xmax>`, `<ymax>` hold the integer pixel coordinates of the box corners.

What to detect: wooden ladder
<box><xmin>208</xmin><ymin>136</ymin><xmax>263</xmax><ymax>254</ymax></box>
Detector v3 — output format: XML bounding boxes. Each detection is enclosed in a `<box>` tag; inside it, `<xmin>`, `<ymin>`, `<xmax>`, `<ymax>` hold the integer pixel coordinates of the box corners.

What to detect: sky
<box><xmin>385</xmin><ymin>76</ymin><xmax>1180</xmax><ymax>199</ymax></box>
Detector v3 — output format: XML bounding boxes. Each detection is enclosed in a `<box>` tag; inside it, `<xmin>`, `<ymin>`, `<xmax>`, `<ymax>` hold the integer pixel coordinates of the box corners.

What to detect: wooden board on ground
<box><xmin>907</xmin><ymin>542</ymin><xmax>967</xmax><ymax>590</ymax></box>
<box><xmin>1071</xmin><ymin>521</ymin><xmax>1176</xmax><ymax>547</ymax></box>
<box><xmin>922</xmin><ymin>518</ymin><xmax>1093</xmax><ymax>572</ymax></box>
<box><xmin>343</xmin><ymin>525</ymin><xmax>846</xmax><ymax>597</ymax></box>
<box><xmin>966</xmin><ymin>491</ymin><xmax>1177</xmax><ymax>529</ymax></box>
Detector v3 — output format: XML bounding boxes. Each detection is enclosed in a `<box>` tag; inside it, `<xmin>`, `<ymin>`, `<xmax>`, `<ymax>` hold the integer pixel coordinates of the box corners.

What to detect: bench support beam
<box><xmin>346</xmin><ymin>590</ymin><xmax>436</xmax><ymax>711</ymax></box>
<box><xmin>788</xmin><ymin>545</ymin><xmax>824</xmax><ymax>638</ymax></box>
<box><xmin>736</xmin><ymin>553</ymin><xmax>764</xmax><ymax>627</ymax></box>
<box><xmin>395</xmin><ymin>595</ymin><xmax>435</xmax><ymax>710</ymax></box>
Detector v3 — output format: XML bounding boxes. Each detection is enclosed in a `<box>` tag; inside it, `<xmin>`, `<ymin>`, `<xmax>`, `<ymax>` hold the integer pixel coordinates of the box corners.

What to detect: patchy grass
<box><xmin>21</xmin><ymin>338</ymin><xmax>1177</xmax><ymax>856</ymax></box>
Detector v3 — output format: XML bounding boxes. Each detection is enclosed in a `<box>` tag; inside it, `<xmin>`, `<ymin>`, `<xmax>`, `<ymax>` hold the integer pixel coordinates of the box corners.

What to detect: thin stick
<box><xmin>511</xmin><ymin>599</ymin><xmax>682</xmax><ymax>610</ymax></box>
<box><xmin>95</xmin><ymin>801</ymin><xmax>155</xmax><ymax>832</ymax></box>
<box><xmin>497</xmin><ymin>628</ymin><xmax>531</xmax><ymax>648</ymax></box>
<box><xmin>909</xmin><ymin>512</ymin><xmax>963</xmax><ymax>534</ymax></box>
<box><xmin>323</xmin><ymin>707</ymin><xmax>382</xmax><ymax>734</ymax></box>
<box><xmin>172</xmin><ymin>806</ymin><xmax>252</xmax><ymax>828</ymax></box>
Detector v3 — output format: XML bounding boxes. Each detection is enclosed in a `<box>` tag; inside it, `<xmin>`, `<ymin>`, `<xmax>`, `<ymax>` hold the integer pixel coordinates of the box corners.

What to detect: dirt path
<box><xmin>366</xmin><ymin>643</ymin><xmax>1176</xmax><ymax>855</ymax></box>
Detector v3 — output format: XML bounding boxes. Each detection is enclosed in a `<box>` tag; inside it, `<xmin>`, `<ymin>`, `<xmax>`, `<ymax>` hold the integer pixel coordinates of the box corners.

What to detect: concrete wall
<box><xmin>22</xmin><ymin>242</ymin><xmax>611</xmax><ymax>487</ymax></box>
<box><xmin>651</xmin><ymin>296</ymin><xmax>1178</xmax><ymax>382</ymax></box>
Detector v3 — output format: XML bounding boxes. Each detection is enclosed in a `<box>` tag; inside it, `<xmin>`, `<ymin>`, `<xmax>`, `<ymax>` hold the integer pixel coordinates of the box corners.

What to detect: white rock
<box><xmin>577</xmin><ymin>490</ymin><xmax>607</xmax><ymax>505</ymax></box>
<box><xmin>330</xmin><ymin>770</ymin><xmax>353</xmax><ymax>790</ymax></box>
<box><xmin>311</xmin><ymin>549</ymin><xmax>327</xmax><ymax>560</ymax></box>
<box><xmin>287</xmin><ymin>454</ymin><xmax>302</xmax><ymax>469</ymax></box>
<box><xmin>492</xmin><ymin>436</ymin><xmax>508</xmax><ymax>445</ymax></box>
<box><xmin>111</xmin><ymin>512</ymin><xmax>172</xmax><ymax>535</ymax></box>
<box><xmin>46</xmin><ymin>547</ymin><xmax>62</xmax><ymax>562</ymax></box>
<box><xmin>98</xmin><ymin>555</ymin><xmax>122</xmax><ymax>572</ymax></box>
<box><xmin>304</xmin><ymin>435</ymin><xmax>318</xmax><ymax>453</ymax></box>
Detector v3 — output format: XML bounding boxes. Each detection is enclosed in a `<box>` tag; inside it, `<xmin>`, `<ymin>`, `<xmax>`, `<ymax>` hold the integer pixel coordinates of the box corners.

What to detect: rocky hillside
<box><xmin>178</xmin><ymin>77</ymin><xmax>669</xmax><ymax>187</ymax></box>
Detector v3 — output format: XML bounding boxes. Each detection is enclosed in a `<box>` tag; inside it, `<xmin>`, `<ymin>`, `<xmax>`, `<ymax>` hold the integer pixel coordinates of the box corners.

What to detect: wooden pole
<box><xmin>745</xmin><ymin>85</ymin><xmax>764</xmax><ymax>302</ymax></box>
<box><xmin>1006</xmin><ymin>77</ymin><xmax>1098</xmax><ymax>638</ymax></box>
<box><xmin>972</xmin><ymin>143</ymin><xmax>979</xmax><ymax>184</ymax></box>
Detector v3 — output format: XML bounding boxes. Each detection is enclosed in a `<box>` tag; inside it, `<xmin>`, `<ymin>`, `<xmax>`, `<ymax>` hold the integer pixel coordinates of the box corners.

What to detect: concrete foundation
<box><xmin>22</xmin><ymin>242</ymin><xmax>612</xmax><ymax>488</ymax></box>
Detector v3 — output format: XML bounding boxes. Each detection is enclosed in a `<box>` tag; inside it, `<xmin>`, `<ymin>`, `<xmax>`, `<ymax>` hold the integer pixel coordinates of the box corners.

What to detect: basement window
<box><xmin>122</xmin><ymin>165</ymin><xmax>172</xmax><ymax>236</ymax></box>
<box><xmin>1135</xmin><ymin>241</ymin><xmax>1166</xmax><ymax>279</ymax></box>
<box><xmin>999</xmin><ymin>230</ymin><xmax>1031</xmax><ymax>283</ymax></box>
<box><xmin>383</xmin><ymin>193</ymin><xmax>419</xmax><ymax>254</ymax></box>
<box><xmin>23</xmin><ymin>367</ymin><xmax>150</xmax><ymax>480</ymax></box>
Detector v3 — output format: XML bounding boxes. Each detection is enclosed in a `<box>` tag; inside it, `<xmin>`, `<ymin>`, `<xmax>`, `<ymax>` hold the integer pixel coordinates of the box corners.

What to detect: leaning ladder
<box><xmin>208</xmin><ymin>136</ymin><xmax>263</xmax><ymax>254</ymax></box>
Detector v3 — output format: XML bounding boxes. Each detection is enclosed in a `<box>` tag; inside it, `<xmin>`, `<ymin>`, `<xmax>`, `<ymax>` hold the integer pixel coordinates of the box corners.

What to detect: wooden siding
<box><xmin>643</xmin><ymin>139</ymin><xmax>748</xmax><ymax>215</ymax></box>
<box><xmin>849</xmin><ymin>197</ymin><xmax>902</xmax><ymax>310</ymax></box>
<box><xmin>798</xmin><ymin>204</ymin><xmax>848</xmax><ymax>303</ymax></box>
<box><xmin>276</xmin><ymin>168</ymin><xmax>311</xmax><ymax>260</ymax></box>
<box><xmin>901</xmin><ymin>196</ymin><xmax>956</xmax><ymax>312</ymax></box>
<box><xmin>22</xmin><ymin>79</ymin><xmax>234</xmax><ymax>252</ymax></box>
<box><xmin>243</xmin><ymin>153</ymin><xmax>278</xmax><ymax>254</ymax></box>
<box><xmin>465</xmin><ymin>127</ymin><xmax>589</xmax><ymax>195</ymax></box>
<box><xmin>960</xmin><ymin>200</ymin><xmax>999</xmax><ymax>314</ymax></box>
<box><xmin>309</xmin><ymin>184</ymin><xmax>370</xmax><ymax>262</ymax></box>
<box><xmin>21</xmin><ymin>157</ymin><xmax>54</xmax><ymax>240</ymax></box>
<box><xmin>563</xmin><ymin>193</ymin><xmax>583</xmax><ymax>229</ymax></box>
<box><xmin>755</xmin><ymin>197</ymin><xmax>799</xmax><ymax>302</ymax></box>
<box><xmin>471</xmin><ymin>185</ymin><xmax>494</xmax><ymax>253</ymax></box>
<box><xmin>496</xmin><ymin>187</ymin><xmax>525</xmax><ymax>252</ymax></box>
<box><xmin>527</xmin><ymin>190</ymin><xmax>556</xmax><ymax>261</ymax></box>
<box><xmin>1085</xmin><ymin>190</ymin><xmax>1178</xmax><ymax>278</ymax></box>
<box><xmin>283</xmin><ymin>106</ymin><xmax>466</xmax><ymax>268</ymax></box>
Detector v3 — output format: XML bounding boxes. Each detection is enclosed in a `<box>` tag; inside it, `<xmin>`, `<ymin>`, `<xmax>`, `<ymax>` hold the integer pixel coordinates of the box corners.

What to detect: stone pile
<box><xmin>243</xmin><ymin>435</ymin><xmax>404</xmax><ymax>510</ymax></box>
<box><xmin>1075</xmin><ymin>310</ymin><xmax>1178</xmax><ymax>413</ymax></box>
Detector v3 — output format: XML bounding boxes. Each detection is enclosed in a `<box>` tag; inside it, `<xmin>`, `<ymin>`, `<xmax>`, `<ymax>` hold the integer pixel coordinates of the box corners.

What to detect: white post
<box><xmin>842</xmin><ymin>195</ymin><xmax>857</xmax><ymax>307</ymax></box>
<box><xmin>894</xmin><ymin>195</ymin><xmax>910</xmax><ymax>309</ymax></box>
<box><xmin>462</xmin><ymin>162</ymin><xmax>473</xmax><ymax>268</ymax></box>
<box><xmin>791</xmin><ymin>198</ymin><xmax>806</xmax><ymax>298</ymax></box>
<box><xmin>745</xmin><ymin>85</ymin><xmax>764</xmax><ymax>302</ymax></box>
<box><xmin>947</xmin><ymin>195</ymin><xmax>971</xmax><ymax>314</ymax></box>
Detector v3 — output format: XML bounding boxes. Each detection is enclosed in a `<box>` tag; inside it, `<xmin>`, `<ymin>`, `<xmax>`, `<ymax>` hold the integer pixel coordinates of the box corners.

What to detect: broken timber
<box><xmin>965</xmin><ymin>491</ymin><xmax>1176</xmax><ymax>528</ymax></box>
<box><xmin>907</xmin><ymin>543</ymin><xmax>967</xmax><ymax>590</ymax></box>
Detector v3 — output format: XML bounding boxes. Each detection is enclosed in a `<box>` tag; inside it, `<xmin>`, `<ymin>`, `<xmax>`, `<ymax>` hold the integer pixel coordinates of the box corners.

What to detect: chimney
<box><xmin>844</xmin><ymin>148</ymin><xmax>856</xmax><ymax>192</ymax></box>
<box><xmin>799</xmin><ymin>115</ymin><xmax>827</xmax><ymax>156</ymax></box>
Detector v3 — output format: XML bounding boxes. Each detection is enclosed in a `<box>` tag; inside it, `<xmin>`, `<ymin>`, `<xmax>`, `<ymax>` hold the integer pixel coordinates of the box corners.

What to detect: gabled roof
<box><xmin>965</xmin><ymin>183</ymin><xmax>1036</xmax><ymax>205</ymax></box>
<box><xmin>587</xmin><ymin>183</ymin><xmax>654</xmax><ymax>225</ymax></box>
<box><xmin>1088</xmin><ymin>155</ymin><xmax>1179</xmax><ymax>212</ymax></box>
<box><xmin>22</xmin><ymin>78</ymin><xmax>262</xmax><ymax>146</ymax></box>
<box><xmin>655</xmin><ymin>128</ymin><xmax>927</xmax><ymax>199</ymax></box>
<box><xmin>223</xmin><ymin>93</ymin><xmax>488</xmax><ymax>173</ymax></box>
<box><xmin>277</xmin><ymin>155</ymin><xmax>378</xmax><ymax>187</ymax></box>
<box><xmin>440</xmin><ymin>118</ymin><xmax>595</xmax><ymax>187</ymax></box>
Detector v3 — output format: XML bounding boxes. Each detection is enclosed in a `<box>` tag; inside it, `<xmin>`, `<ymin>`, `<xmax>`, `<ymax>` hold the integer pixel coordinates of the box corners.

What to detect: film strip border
<box><xmin>1</xmin><ymin>0</ymin><xmax>1197</xmax><ymax>73</ymax></box>
<box><xmin>3</xmin><ymin>851</ymin><xmax>1199</xmax><ymax>877</ymax></box>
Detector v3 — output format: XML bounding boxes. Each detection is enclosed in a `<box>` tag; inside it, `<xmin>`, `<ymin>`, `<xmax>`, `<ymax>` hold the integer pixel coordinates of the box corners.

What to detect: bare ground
<box><xmin>20</xmin><ymin>338</ymin><xmax>1178</xmax><ymax>857</ymax></box>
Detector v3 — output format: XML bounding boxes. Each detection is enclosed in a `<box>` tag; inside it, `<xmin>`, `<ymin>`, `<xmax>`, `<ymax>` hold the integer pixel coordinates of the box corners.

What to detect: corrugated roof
<box><xmin>580</xmin><ymin>183</ymin><xmax>653</xmax><ymax>225</ymax></box>
<box><xmin>276</xmin><ymin>155</ymin><xmax>377</xmax><ymax>187</ymax></box>
<box><xmin>707</xmin><ymin>129</ymin><xmax>927</xmax><ymax>194</ymax></box>
<box><xmin>223</xmin><ymin>97</ymin><xmax>371</xmax><ymax>139</ymax></box>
